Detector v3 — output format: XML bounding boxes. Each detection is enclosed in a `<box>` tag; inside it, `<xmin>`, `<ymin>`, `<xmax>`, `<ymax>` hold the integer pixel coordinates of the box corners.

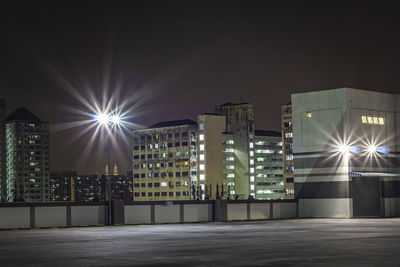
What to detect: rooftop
<box><xmin>218</xmin><ymin>102</ymin><xmax>250</xmax><ymax>107</ymax></box>
<box><xmin>6</xmin><ymin>108</ymin><xmax>41</xmax><ymax>123</ymax></box>
<box><xmin>148</xmin><ymin>119</ymin><xmax>197</xmax><ymax>129</ymax></box>
<box><xmin>255</xmin><ymin>130</ymin><xmax>281</xmax><ymax>137</ymax></box>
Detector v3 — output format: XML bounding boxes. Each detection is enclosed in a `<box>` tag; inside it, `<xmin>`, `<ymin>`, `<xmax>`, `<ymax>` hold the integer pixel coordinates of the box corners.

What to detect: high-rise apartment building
<box><xmin>5</xmin><ymin>108</ymin><xmax>50</xmax><ymax>202</ymax></box>
<box><xmin>0</xmin><ymin>99</ymin><xmax>6</xmax><ymax>202</ymax></box>
<box><xmin>254</xmin><ymin>130</ymin><xmax>284</xmax><ymax>199</ymax></box>
<box><xmin>197</xmin><ymin>113</ymin><xmax>226</xmax><ymax>199</ymax></box>
<box><xmin>282</xmin><ymin>104</ymin><xmax>294</xmax><ymax>199</ymax></box>
<box><xmin>132</xmin><ymin>120</ymin><xmax>197</xmax><ymax>201</ymax></box>
<box><xmin>215</xmin><ymin>103</ymin><xmax>255</xmax><ymax>199</ymax></box>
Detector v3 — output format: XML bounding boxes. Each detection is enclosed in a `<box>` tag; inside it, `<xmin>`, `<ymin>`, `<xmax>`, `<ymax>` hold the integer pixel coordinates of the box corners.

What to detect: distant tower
<box><xmin>5</xmin><ymin>107</ymin><xmax>50</xmax><ymax>202</ymax></box>
<box><xmin>113</xmin><ymin>164</ymin><xmax>118</xmax><ymax>176</ymax></box>
<box><xmin>105</xmin><ymin>165</ymin><xmax>109</xmax><ymax>176</ymax></box>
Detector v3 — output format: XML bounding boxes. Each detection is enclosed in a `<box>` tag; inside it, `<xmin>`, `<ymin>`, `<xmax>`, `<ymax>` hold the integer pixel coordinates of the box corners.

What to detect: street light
<box><xmin>93</xmin><ymin>111</ymin><xmax>122</xmax><ymax>226</ymax></box>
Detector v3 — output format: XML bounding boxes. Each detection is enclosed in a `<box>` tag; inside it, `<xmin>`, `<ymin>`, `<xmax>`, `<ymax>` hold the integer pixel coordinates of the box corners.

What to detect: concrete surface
<box><xmin>1</xmin><ymin>218</ymin><xmax>400</xmax><ymax>266</ymax></box>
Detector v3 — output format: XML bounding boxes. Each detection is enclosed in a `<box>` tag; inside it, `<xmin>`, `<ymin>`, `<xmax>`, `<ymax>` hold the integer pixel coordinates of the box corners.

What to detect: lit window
<box><xmin>199</xmin><ymin>164</ymin><xmax>205</xmax><ymax>170</ymax></box>
<box><xmin>226</xmin><ymin>140</ymin><xmax>234</xmax><ymax>144</ymax></box>
<box><xmin>161</xmin><ymin>182</ymin><xmax>167</xmax><ymax>187</ymax></box>
<box><xmin>250</xmin><ymin>159</ymin><xmax>254</xmax><ymax>165</ymax></box>
<box><xmin>373</xmin><ymin>117</ymin><xmax>379</xmax><ymax>124</ymax></box>
<box><xmin>199</xmin><ymin>123</ymin><xmax>204</xmax><ymax>131</ymax></box>
<box><xmin>155</xmin><ymin>144</ymin><xmax>159</xmax><ymax>149</ymax></box>
<box><xmin>250</xmin><ymin>176</ymin><xmax>254</xmax><ymax>182</ymax></box>
<box><xmin>227</xmin><ymin>174</ymin><xmax>235</xmax><ymax>178</ymax></box>
<box><xmin>230</xmin><ymin>190</ymin><xmax>235</xmax><ymax>195</ymax></box>
<box><xmin>250</xmin><ymin>167</ymin><xmax>254</xmax><ymax>173</ymax></box>
<box><xmin>227</xmin><ymin>182</ymin><xmax>235</xmax><ymax>186</ymax></box>
<box><xmin>250</xmin><ymin>151</ymin><xmax>254</xmax><ymax>156</ymax></box>
<box><xmin>199</xmin><ymin>144</ymin><xmax>204</xmax><ymax>151</ymax></box>
<box><xmin>286</xmin><ymin>155</ymin><xmax>293</xmax><ymax>161</ymax></box>
<box><xmin>285</xmin><ymin>133</ymin><xmax>293</xmax><ymax>138</ymax></box>
<box><xmin>225</xmin><ymin>148</ymin><xmax>234</xmax><ymax>153</ymax></box>
<box><xmin>227</xmin><ymin>165</ymin><xmax>234</xmax><ymax>170</ymax></box>
<box><xmin>306</xmin><ymin>112</ymin><xmax>312</xmax><ymax>118</ymax></box>
<box><xmin>199</xmin><ymin>154</ymin><xmax>205</xmax><ymax>161</ymax></box>
<box><xmin>379</xmin><ymin>117</ymin><xmax>384</xmax><ymax>125</ymax></box>
<box><xmin>200</xmin><ymin>174</ymin><xmax>205</xmax><ymax>180</ymax></box>
<box><xmin>361</xmin><ymin>116</ymin><xmax>367</xmax><ymax>124</ymax></box>
<box><xmin>367</xmin><ymin>116</ymin><xmax>373</xmax><ymax>124</ymax></box>
<box><xmin>249</xmin><ymin>142</ymin><xmax>254</xmax><ymax>148</ymax></box>
<box><xmin>199</xmin><ymin>134</ymin><xmax>204</xmax><ymax>141</ymax></box>
<box><xmin>250</xmin><ymin>184</ymin><xmax>254</xmax><ymax>190</ymax></box>
<box><xmin>200</xmin><ymin>184</ymin><xmax>205</xmax><ymax>190</ymax></box>
<box><xmin>250</xmin><ymin>193</ymin><xmax>255</xmax><ymax>197</ymax></box>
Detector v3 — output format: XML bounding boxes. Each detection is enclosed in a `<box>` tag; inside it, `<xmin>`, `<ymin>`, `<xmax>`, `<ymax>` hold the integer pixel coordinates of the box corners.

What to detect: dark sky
<box><xmin>1</xmin><ymin>0</ymin><xmax>400</xmax><ymax>175</ymax></box>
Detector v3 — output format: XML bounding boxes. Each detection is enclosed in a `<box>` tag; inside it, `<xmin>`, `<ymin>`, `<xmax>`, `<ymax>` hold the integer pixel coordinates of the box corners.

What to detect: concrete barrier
<box><xmin>0</xmin><ymin>207</ymin><xmax>30</xmax><ymax>229</ymax></box>
<box><xmin>35</xmin><ymin>206</ymin><xmax>67</xmax><ymax>228</ymax></box>
<box><xmin>0</xmin><ymin>200</ymin><xmax>299</xmax><ymax>230</ymax></box>
<box><xmin>184</xmin><ymin>204</ymin><xmax>212</xmax><ymax>222</ymax></box>
<box><xmin>250</xmin><ymin>203</ymin><xmax>270</xmax><ymax>220</ymax></box>
<box><xmin>71</xmin><ymin>206</ymin><xmax>105</xmax><ymax>226</ymax></box>
<box><xmin>155</xmin><ymin>204</ymin><xmax>180</xmax><ymax>223</ymax></box>
<box><xmin>125</xmin><ymin>205</ymin><xmax>151</xmax><ymax>224</ymax></box>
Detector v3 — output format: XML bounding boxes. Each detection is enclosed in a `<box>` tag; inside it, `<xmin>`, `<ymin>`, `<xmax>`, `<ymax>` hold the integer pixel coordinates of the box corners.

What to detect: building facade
<box><xmin>132</xmin><ymin>120</ymin><xmax>197</xmax><ymax>201</ymax></box>
<box><xmin>6</xmin><ymin>108</ymin><xmax>49</xmax><ymax>202</ymax></box>
<box><xmin>215</xmin><ymin>103</ymin><xmax>255</xmax><ymax>199</ymax></box>
<box><xmin>254</xmin><ymin>130</ymin><xmax>284</xmax><ymax>199</ymax></box>
<box><xmin>0</xmin><ymin>99</ymin><xmax>6</xmax><ymax>202</ymax></box>
<box><xmin>132</xmin><ymin>103</ymin><xmax>284</xmax><ymax>201</ymax></box>
<box><xmin>281</xmin><ymin>104</ymin><xmax>294</xmax><ymax>199</ymax></box>
<box><xmin>292</xmin><ymin>88</ymin><xmax>400</xmax><ymax>218</ymax></box>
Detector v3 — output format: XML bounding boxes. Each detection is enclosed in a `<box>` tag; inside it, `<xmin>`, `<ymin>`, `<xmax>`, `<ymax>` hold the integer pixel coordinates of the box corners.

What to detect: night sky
<box><xmin>1</xmin><ymin>0</ymin><xmax>400</xmax><ymax>175</ymax></box>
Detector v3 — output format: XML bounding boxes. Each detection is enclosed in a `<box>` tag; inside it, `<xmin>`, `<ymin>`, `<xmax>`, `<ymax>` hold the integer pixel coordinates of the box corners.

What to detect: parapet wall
<box><xmin>0</xmin><ymin>200</ymin><xmax>298</xmax><ymax>230</ymax></box>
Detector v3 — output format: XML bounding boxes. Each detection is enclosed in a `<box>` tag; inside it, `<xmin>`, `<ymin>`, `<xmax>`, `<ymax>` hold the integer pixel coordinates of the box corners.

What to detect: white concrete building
<box><xmin>292</xmin><ymin>88</ymin><xmax>400</xmax><ymax>218</ymax></box>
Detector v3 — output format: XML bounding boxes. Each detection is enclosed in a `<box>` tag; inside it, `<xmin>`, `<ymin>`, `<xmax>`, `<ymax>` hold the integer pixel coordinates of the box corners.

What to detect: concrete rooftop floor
<box><xmin>1</xmin><ymin>218</ymin><xmax>400</xmax><ymax>266</ymax></box>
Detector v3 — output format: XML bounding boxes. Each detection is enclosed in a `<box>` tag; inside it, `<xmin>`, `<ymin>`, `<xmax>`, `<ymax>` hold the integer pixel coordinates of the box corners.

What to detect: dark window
<box><xmin>155</xmin><ymin>192</ymin><xmax>160</xmax><ymax>197</ymax></box>
<box><xmin>168</xmin><ymin>143</ymin><xmax>173</xmax><ymax>148</ymax></box>
<box><xmin>168</xmin><ymin>133</ymin><xmax>173</xmax><ymax>138</ymax></box>
<box><xmin>182</xmin><ymin>132</ymin><xmax>188</xmax><ymax>137</ymax></box>
<box><xmin>175</xmin><ymin>133</ymin><xmax>179</xmax><ymax>138</ymax></box>
<box><xmin>134</xmin><ymin>174</ymin><xmax>139</xmax><ymax>178</ymax></box>
<box><xmin>154</xmin><ymin>154</ymin><xmax>159</xmax><ymax>159</ymax></box>
<box><xmin>286</xmin><ymin>178</ymin><xmax>294</xmax><ymax>183</ymax></box>
<box><xmin>161</xmin><ymin>192</ymin><xmax>167</xmax><ymax>196</ymax></box>
<box><xmin>175</xmin><ymin>142</ymin><xmax>180</xmax><ymax>147</ymax></box>
<box><xmin>134</xmin><ymin>192</ymin><xmax>140</xmax><ymax>197</ymax></box>
<box><xmin>148</xmin><ymin>192</ymin><xmax>153</xmax><ymax>197</ymax></box>
<box><xmin>161</xmin><ymin>172</ymin><xmax>167</xmax><ymax>177</ymax></box>
<box><xmin>154</xmin><ymin>183</ymin><xmax>160</xmax><ymax>187</ymax></box>
<box><xmin>141</xmin><ymin>173</ymin><xmax>145</xmax><ymax>178</ymax></box>
<box><xmin>168</xmin><ymin>162</ymin><xmax>173</xmax><ymax>167</ymax></box>
<box><xmin>134</xmin><ymin>155</ymin><xmax>139</xmax><ymax>160</ymax></box>
<box><xmin>183</xmin><ymin>191</ymin><xmax>189</xmax><ymax>196</ymax></box>
<box><xmin>134</xmin><ymin>146</ymin><xmax>139</xmax><ymax>151</ymax></box>
<box><xmin>168</xmin><ymin>172</ymin><xmax>174</xmax><ymax>177</ymax></box>
<box><xmin>182</xmin><ymin>142</ymin><xmax>188</xmax><ymax>146</ymax></box>
<box><xmin>176</xmin><ymin>192</ymin><xmax>181</xmax><ymax>196</ymax></box>
<box><xmin>141</xmin><ymin>155</ymin><xmax>145</xmax><ymax>159</ymax></box>
<box><xmin>176</xmin><ymin>172</ymin><xmax>181</xmax><ymax>177</ymax></box>
<box><xmin>182</xmin><ymin>172</ymin><xmax>189</xmax><ymax>177</ymax></box>
<box><xmin>141</xmin><ymin>192</ymin><xmax>146</xmax><ymax>197</ymax></box>
<box><xmin>141</xmin><ymin>183</ymin><xmax>146</xmax><ymax>187</ymax></box>
<box><xmin>140</xmin><ymin>145</ymin><xmax>145</xmax><ymax>150</ymax></box>
<box><xmin>134</xmin><ymin>183</ymin><xmax>140</xmax><ymax>187</ymax></box>
<box><xmin>148</xmin><ymin>154</ymin><xmax>152</xmax><ymax>159</ymax></box>
<box><xmin>148</xmin><ymin>183</ymin><xmax>153</xmax><ymax>187</ymax></box>
<box><xmin>176</xmin><ymin>182</ymin><xmax>181</xmax><ymax>186</ymax></box>
<box><xmin>169</xmin><ymin>192</ymin><xmax>174</xmax><ymax>196</ymax></box>
<box><xmin>154</xmin><ymin>173</ymin><xmax>159</xmax><ymax>177</ymax></box>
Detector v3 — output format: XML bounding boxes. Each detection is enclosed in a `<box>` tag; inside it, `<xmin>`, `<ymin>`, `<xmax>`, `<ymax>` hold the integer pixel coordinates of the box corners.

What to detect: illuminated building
<box><xmin>132</xmin><ymin>104</ymin><xmax>284</xmax><ymax>201</ymax></box>
<box><xmin>292</xmin><ymin>88</ymin><xmax>400</xmax><ymax>218</ymax></box>
<box><xmin>132</xmin><ymin>120</ymin><xmax>197</xmax><ymax>200</ymax></box>
<box><xmin>215</xmin><ymin>103</ymin><xmax>255</xmax><ymax>199</ymax></box>
<box><xmin>281</xmin><ymin>103</ymin><xmax>294</xmax><ymax>199</ymax></box>
<box><xmin>6</xmin><ymin>108</ymin><xmax>50</xmax><ymax>202</ymax></box>
<box><xmin>0</xmin><ymin>99</ymin><xmax>5</xmax><ymax>202</ymax></box>
<box><xmin>254</xmin><ymin>130</ymin><xmax>284</xmax><ymax>199</ymax></box>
